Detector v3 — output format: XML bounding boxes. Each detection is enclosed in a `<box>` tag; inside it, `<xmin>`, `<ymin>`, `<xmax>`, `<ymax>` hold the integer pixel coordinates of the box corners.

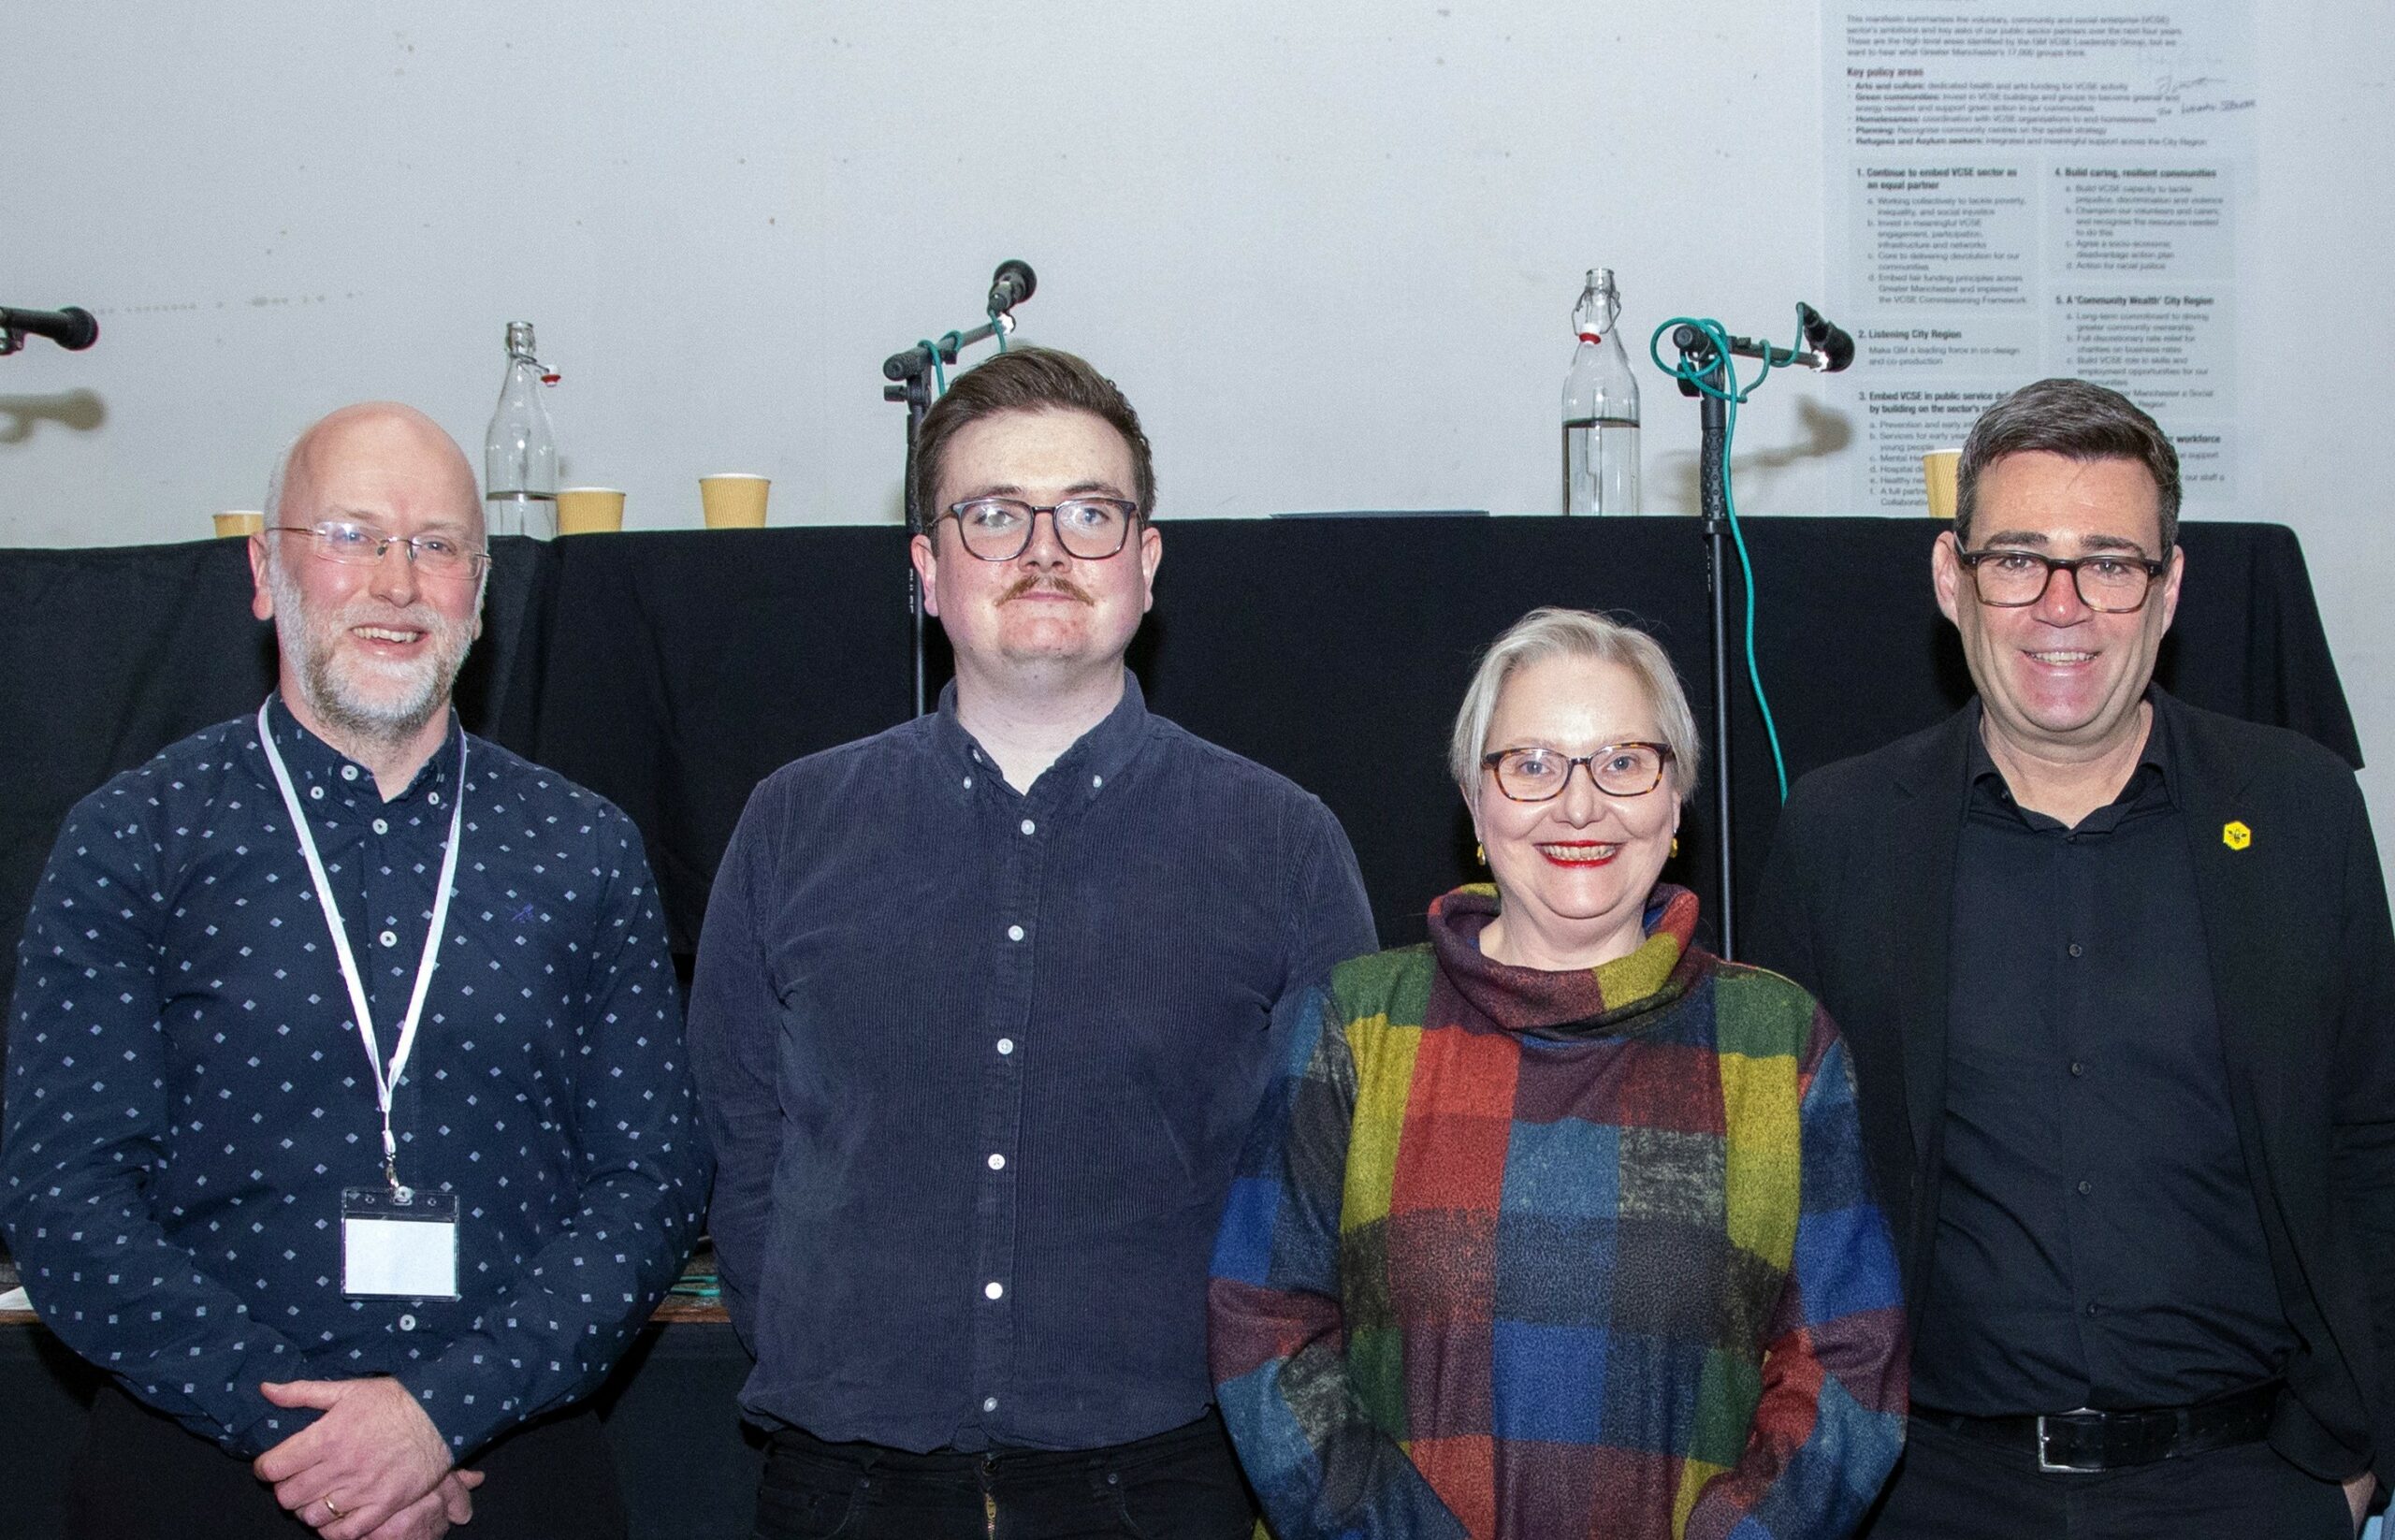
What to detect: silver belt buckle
<box><xmin>2035</xmin><ymin>1412</ymin><xmax>2102</xmax><ymax>1474</ymax></box>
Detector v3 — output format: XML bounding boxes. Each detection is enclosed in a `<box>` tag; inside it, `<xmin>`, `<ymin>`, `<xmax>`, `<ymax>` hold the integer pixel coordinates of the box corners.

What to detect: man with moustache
<box><xmin>1750</xmin><ymin>378</ymin><xmax>2395</xmax><ymax>1537</ymax></box>
<box><xmin>687</xmin><ymin>347</ymin><xmax>1376</xmax><ymax>1540</ymax></box>
<box><xmin>1</xmin><ymin>403</ymin><xmax>708</xmax><ymax>1540</ymax></box>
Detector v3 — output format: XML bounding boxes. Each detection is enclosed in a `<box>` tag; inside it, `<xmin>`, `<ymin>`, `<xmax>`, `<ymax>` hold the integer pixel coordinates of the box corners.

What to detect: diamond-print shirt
<box><xmin>1</xmin><ymin>698</ymin><xmax>708</xmax><ymax>1460</ymax></box>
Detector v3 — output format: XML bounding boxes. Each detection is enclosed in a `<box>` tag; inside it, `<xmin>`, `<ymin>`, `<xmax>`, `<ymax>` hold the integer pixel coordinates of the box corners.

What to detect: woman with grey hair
<box><xmin>1211</xmin><ymin>607</ymin><xmax>1906</xmax><ymax>1539</ymax></box>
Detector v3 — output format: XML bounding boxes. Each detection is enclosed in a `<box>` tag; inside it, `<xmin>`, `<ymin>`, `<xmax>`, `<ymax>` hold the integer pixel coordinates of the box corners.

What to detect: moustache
<box><xmin>1001</xmin><ymin>574</ymin><xmax>1095</xmax><ymax>605</ymax></box>
<box><xmin>332</xmin><ymin>597</ymin><xmax>455</xmax><ymax>635</ymax></box>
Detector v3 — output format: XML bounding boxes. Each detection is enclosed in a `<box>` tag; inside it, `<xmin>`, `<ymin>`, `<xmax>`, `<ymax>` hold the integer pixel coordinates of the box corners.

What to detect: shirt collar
<box><xmin>264</xmin><ymin>693</ymin><xmax>462</xmax><ymax>809</ymax></box>
<box><xmin>1965</xmin><ymin>689</ymin><xmax>2175</xmax><ymax>821</ymax></box>
<box><xmin>931</xmin><ymin>669</ymin><xmax>1154</xmax><ymax>803</ymax></box>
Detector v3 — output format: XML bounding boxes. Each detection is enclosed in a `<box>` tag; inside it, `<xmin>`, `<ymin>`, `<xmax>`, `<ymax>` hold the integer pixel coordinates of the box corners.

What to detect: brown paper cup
<box><xmin>700</xmin><ymin>474</ymin><xmax>770</xmax><ymax>529</ymax></box>
<box><xmin>214</xmin><ymin>511</ymin><xmax>265</xmax><ymax>539</ymax></box>
<box><xmin>557</xmin><ymin>487</ymin><xmax>627</xmax><ymax>535</ymax></box>
<box><xmin>1923</xmin><ymin>449</ymin><xmax>1962</xmax><ymax>520</ymax></box>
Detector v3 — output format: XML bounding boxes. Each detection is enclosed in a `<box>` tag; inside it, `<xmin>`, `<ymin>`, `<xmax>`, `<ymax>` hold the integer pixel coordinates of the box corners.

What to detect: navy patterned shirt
<box><xmin>1</xmin><ymin>698</ymin><xmax>708</xmax><ymax>1459</ymax></box>
<box><xmin>688</xmin><ymin>674</ymin><xmax>1378</xmax><ymax>1454</ymax></box>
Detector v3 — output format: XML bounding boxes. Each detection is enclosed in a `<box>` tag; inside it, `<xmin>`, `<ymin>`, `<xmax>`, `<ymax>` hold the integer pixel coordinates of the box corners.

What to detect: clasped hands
<box><xmin>254</xmin><ymin>1377</ymin><xmax>483</xmax><ymax>1540</ymax></box>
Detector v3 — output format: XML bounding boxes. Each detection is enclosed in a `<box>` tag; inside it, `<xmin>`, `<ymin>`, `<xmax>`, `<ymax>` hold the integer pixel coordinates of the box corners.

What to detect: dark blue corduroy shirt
<box><xmin>688</xmin><ymin>674</ymin><xmax>1376</xmax><ymax>1453</ymax></box>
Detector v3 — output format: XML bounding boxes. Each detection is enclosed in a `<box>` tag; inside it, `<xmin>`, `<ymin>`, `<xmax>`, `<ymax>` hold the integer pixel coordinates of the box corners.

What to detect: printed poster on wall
<box><xmin>1822</xmin><ymin>3</ymin><xmax>2256</xmax><ymax>514</ymax></box>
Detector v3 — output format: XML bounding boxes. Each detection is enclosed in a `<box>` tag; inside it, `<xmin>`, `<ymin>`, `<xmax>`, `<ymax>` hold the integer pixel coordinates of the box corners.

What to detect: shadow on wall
<box><xmin>0</xmin><ymin>390</ymin><xmax>107</xmax><ymax>445</ymax></box>
<box><xmin>1652</xmin><ymin>397</ymin><xmax>1855</xmax><ymax>514</ymax></box>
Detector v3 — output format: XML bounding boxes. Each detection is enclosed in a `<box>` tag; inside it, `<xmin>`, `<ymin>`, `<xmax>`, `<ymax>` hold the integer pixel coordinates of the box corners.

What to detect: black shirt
<box><xmin>1911</xmin><ymin>700</ymin><xmax>2290</xmax><ymax>1414</ymax></box>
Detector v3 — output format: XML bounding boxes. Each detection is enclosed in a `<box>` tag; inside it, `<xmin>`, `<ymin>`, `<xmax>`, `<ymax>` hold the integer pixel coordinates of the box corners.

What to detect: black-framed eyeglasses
<box><xmin>936</xmin><ymin>498</ymin><xmax>1140</xmax><ymax>562</ymax></box>
<box><xmin>1481</xmin><ymin>743</ymin><xmax>1673</xmax><ymax>803</ymax></box>
<box><xmin>1954</xmin><ymin>546</ymin><xmax>2167</xmax><ymax>613</ymax></box>
<box><xmin>270</xmin><ymin>521</ymin><xmax>489</xmax><ymax>580</ymax></box>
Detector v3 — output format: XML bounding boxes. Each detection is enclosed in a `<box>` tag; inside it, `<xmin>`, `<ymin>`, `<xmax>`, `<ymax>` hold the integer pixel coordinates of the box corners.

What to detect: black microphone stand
<box><xmin>1670</xmin><ymin>322</ymin><xmax>1823</xmax><ymax>961</ymax></box>
<box><xmin>882</xmin><ymin>311</ymin><xmax>1017</xmax><ymax>717</ymax></box>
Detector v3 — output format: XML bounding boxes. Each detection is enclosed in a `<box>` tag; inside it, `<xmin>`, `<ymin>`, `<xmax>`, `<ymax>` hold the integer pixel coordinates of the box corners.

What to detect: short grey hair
<box><xmin>257</xmin><ymin>430</ymin><xmax>301</xmax><ymax>578</ymax></box>
<box><xmin>264</xmin><ymin>441</ymin><xmax>293</xmax><ymax>527</ymax></box>
<box><xmin>1449</xmin><ymin>607</ymin><xmax>1701</xmax><ymax>806</ymax></box>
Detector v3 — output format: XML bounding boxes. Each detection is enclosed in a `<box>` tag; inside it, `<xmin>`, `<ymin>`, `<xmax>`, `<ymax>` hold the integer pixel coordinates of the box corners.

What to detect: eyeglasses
<box><xmin>271</xmin><ymin>521</ymin><xmax>489</xmax><ymax>580</ymax></box>
<box><xmin>936</xmin><ymin>498</ymin><xmax>1140</xmax><ymax>562</ymax></box>
<box><xmin>1954</xmin><ymin>546</ymin><xmax>2167</xmax><ymax>613</ymax></box>
<box><xmin>1481</xmin><ymin>743</ymin><xmax>1672</xmax><ymax>803</ymax></box>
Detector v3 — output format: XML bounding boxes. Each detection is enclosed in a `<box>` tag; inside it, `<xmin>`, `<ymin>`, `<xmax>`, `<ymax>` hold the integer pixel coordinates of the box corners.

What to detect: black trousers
<box><xmin>752</xmin><ymin>1410</ymin><xmax>1256</xmax><ymax>1540</ymax></box>
<box><xmin>1862</xmin><ymin>1413</ymin><xmax>2358</xmax><ymax>1540</ymax></box>
<box><xmin>65</xmin><ymin>1384</ymin><xmax>629</xmax><ymax>1540</ymax></box>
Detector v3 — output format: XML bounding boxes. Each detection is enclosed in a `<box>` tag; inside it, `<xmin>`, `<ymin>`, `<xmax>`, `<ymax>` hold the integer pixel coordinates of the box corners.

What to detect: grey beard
<box><xmin>268</xmin><ymin>555</ymin><xmax>468</xmax><ymax>751</ymax></box>
<box><xmin>292</xmin><ymin>628</ymin><xmax>449</xmax><ymax>747</ymax></box>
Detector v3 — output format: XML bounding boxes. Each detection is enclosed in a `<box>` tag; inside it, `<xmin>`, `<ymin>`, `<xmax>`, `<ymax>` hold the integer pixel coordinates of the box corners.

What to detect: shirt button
<box><xmin>341</xmin><ymin>765</ymin><xmax>359</xmax><ymax>781</ymax></box>
<box><xmin>963</xmin><ymin>777</ymin><xmax>974</xmax><ymax>790</ymax></box>
<box><xmin>983</xmin><ymin>1397</ymin><xmax>998</xmax><ymax>1413</ymax></box>
<box><xmin>984</xmin><ymin>1281</ymin><xmax>1004</xmax><ymax>1300</ymax></box>
<box><xmin>2068</xmin><ymin>942</ymin><xmax>2083</xmax><ymax>958</ymax></box>
<box><xmin>398</xmin><ymin>1314</ymin><xmax>416</xmax><ymax>1331</ymax></box>
<box><xmin>1020</xmin><ymin>819</ymin><xmax>1036</xmax><ymax>836</ymax></box>
<box><xmin>309</xmin><ymin>785</ymin><xmax>325</xmax><ymax>801</ymax></box>
<box><xmin>2077</xmin><ymin>1179</ymin><xmax>2093</xmax><ymax>1195</ymax></box>
<box><xmin>996</xmin><ymin>1039</ymin><xmax>1014</xmax><ymax>1055</ymax></box>
<box><xmin>1007</xmin><ymin>924</ymin><xmax>1024</xmax><ymax>942</ymax></box>
<box><xmin>371</xmin><ymin>818</ymin><xmax>389</xmax><ymax>835</ymax></box>
<box><xmin>1092</xmin><ymin>775</ymin><xmax>1103</xmax><ymax>789</ymax></box>
<box><xmin>988</xmin><ymin>1153</ymin><xmax>1006</xmax><ymax>1170</ymax></box>
<box><xmin>2085</xmin><ymin>1303</ymin><xmax>2100</xmax><ymax>1316</ymax></box>
<box><xmin>2070</xmin><ymin>1061</ymin><xmax>2086</xmax><ymax>1077</ymax></box>
<box><xmin>428</xmin><ymin>792</ymin><xmax>441</xmax><ymax>806</ymax></box>
<box><xmin>379</xmin><ymin>929</ymin><xmax>399</xmax><ymax>948</ymax></box>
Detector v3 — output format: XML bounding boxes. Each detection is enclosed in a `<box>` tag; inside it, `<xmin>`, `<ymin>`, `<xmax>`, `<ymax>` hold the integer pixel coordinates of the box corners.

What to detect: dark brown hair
<box><xmin>909</xmin><ymin>346</ymin><xmax>1155</xmax><ymax>532</ymax></box>
<box><xmin>1956</xmin><ymin>377</ymin><xmax>2181</xmax><ymax>551</ymax></box>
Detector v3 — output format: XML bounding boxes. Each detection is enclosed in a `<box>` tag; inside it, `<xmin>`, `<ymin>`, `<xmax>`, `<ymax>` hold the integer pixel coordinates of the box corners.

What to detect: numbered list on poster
<box><xmin>1822</xmin><ymin>4</ymin><xmax>2254</xmax><ymax>513</ymax></box>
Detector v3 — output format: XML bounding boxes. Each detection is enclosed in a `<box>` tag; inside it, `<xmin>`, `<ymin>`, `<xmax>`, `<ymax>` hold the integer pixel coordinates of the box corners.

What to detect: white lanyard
<box><xmin>256</xmin><ymin>701</ymin><xmax>466</xmax><ymax>1190</ymax></box>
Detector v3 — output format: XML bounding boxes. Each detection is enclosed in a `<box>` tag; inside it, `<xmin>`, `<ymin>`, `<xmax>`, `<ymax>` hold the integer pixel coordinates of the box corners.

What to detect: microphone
<box><xmin>985</xmin><ymin>261</ymin><xmax>1036</xmax><ymax>317</ymax></box>
<box><xmin>1797</xmin><ymin>303</ymin><xmax>1854</xmax><ymax>373</ymax></box>
<box><xmin>0</xmin><ymin>305</ymin><xmax>99</xmax><ymax>352</ymax></box>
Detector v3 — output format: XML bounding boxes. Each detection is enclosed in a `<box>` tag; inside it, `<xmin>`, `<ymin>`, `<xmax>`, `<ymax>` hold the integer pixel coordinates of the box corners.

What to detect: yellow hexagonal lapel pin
<box><xmin>2222</xmin><ymin>821</ymin><xmax>2252</xmax><ymax>851</ymax></box>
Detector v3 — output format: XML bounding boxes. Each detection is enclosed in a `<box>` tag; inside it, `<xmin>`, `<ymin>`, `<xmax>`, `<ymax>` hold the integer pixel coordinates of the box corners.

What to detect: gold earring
<box><xmin>1475</xmin><ymin>843</ymin><xmax>1486</xmax><ymax>865</ymax></box>
<box><xmin>1670</xmin><ymin>836</ymin><xmax>1680</xmax><ymax>858</ymax></box>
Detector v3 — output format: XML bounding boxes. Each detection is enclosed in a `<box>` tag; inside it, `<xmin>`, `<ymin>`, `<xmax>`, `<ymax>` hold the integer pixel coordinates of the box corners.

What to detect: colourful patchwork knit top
<box><xmin>1209</xmin><ymin>884</ymin><xmax>1905</xmax><ymax>1540</ymax></box>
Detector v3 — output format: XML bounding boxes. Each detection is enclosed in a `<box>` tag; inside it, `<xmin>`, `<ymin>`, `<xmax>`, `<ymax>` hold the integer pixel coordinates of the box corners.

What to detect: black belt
<box><xmin>1913</xmin><ymin>1382</ymin><xmax>2281</xmax><ymax>1474</ymax></box>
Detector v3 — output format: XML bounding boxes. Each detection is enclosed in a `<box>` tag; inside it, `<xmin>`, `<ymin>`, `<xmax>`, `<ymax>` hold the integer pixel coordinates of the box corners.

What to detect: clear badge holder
<box><xmin>341</xmin><ymin>1185</ymin><xmax>460</xmax><ymax>1300</ymax></box>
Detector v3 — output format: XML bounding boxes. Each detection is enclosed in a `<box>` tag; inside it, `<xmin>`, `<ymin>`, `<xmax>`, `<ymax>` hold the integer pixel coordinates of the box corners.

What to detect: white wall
<box><xmin>4</xmin><ymin>1</ymin><xmax>2389</xmax><ymax>837</ymax></box>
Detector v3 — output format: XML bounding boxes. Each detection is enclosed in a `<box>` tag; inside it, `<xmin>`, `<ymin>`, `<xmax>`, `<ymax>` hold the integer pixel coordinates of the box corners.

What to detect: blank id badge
<box><xmin>341</xmin><ymin>1186</ymin><xmax>460</xmax><ymax>1300</ymax></box>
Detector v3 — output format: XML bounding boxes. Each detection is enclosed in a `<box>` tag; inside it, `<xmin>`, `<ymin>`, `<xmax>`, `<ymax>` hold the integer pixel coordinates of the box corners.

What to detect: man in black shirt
<box><xmin>1752</xmin><ymin>378</ymin><xmax>2395</xmax><ymax>1537</ymax></box>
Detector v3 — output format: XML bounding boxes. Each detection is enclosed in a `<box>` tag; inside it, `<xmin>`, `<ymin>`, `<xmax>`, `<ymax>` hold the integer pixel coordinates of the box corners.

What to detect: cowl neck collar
<box><xmin>1428</xmin><ymin>882</ymin><xmax>1704</xmax><ymax>1040</ymax></box>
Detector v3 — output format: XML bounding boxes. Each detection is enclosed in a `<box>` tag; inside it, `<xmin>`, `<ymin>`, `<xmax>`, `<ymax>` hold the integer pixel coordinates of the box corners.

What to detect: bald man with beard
<box><xmin>1</xmin><ymin>404</ymin><xmax>708</xmax><ymax>1540</ymax></box>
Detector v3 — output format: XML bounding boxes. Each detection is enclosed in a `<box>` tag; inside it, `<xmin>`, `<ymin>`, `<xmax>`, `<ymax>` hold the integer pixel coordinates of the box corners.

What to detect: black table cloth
<box><xmin>3</xmin><ymin>516</ymin><xmax>2354</xmax><ymax>999</ymax></box>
